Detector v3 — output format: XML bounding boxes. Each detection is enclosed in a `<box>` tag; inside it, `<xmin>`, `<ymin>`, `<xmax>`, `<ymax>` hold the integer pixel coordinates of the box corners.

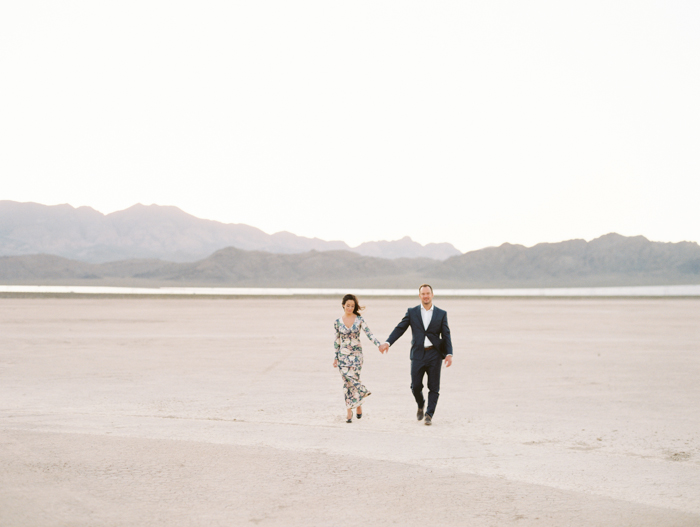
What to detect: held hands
<box><xmin>378</xmin><ymin>343</ymin><xmax>390</xmax><ymax>354</ymax></box>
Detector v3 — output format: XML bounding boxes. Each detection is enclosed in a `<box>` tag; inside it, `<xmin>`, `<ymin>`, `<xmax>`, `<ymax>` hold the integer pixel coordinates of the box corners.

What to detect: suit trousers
<box><xmin>410</xmin><ymin>348</ymin><xmax>442</xmax><ymax>417</ymax></box>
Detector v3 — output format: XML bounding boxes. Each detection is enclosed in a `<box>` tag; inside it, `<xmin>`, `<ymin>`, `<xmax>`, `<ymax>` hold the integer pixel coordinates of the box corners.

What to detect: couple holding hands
<box><xmin>333</xmin><ymin>284</ymin><xmax>453</xmax><ymax>425</ymax></box>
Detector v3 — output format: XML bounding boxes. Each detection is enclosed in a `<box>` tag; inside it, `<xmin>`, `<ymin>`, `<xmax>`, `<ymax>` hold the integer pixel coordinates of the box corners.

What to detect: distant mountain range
<box><xmin>431</xmin><ymin>233</ymin><xmax>700</xmax><ymax>287</ymax></box>
<box><xmin>0</xmin><ymin>201</ymin><xmax>460</xmax><ymax>262</ymax></box>
<box><xmin>1</xmin><ymin>233</ymin><xmax>699</xmax><ymax>288</ymax></box>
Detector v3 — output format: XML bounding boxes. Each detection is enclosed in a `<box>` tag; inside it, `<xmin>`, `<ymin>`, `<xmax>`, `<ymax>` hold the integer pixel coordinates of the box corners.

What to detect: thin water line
<box><xmin>1</xmin><ymin>284</ymin><xmax>700</xmax><ymax>296</ymax></box>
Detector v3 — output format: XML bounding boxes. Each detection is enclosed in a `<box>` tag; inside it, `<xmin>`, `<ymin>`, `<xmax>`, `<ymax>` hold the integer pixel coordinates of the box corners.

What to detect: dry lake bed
<box><xmin>1</xmin><ymin>296</ymin><xmax>699</xmax><ymax>526</ymax></box>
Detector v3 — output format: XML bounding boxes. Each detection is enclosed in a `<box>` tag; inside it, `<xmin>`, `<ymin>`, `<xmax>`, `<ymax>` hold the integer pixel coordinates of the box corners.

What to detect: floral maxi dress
<box><xmin>334</xmin><ymin>316</ymin><xmax>382</xmax><ymax>409</ymax></box>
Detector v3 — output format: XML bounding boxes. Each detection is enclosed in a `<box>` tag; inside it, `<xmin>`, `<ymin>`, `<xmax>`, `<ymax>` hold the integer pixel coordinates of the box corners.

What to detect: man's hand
<box><xmin>378</xmin><ymin>343</ymin><xmax>389</xmax><ymax>354</ymax></box>
<box><xmin>444</xmin><ymin>355</ymin><xmax>453</xmax><ymax>368</ymax></box>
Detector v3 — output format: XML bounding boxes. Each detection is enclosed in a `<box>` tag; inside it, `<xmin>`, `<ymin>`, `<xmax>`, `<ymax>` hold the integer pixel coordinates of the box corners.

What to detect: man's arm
<box><xmin>379</xmin><ymin>309</ymin><xmax>411</xmax><ymax>353</ymax></box>
<box><xmin>441</xmin><ymin>312</ymin><xmax>453</xmax><ymax>367</ymax></box>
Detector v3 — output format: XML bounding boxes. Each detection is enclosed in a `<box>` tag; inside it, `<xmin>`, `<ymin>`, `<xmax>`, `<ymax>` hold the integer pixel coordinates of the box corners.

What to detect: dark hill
<box><xmin>1</xmin><ymin>234</ymin><xmax>699</xmax><ymax>288</ymax></box>
<box><xmin>0</xmin><ymin>248</ymin><xmax>433</xmax><ymax>288</ymax></box>
<box><xmin>432</xmin><ymin>233</ymin><xmax>700</xmax><ymax>287</ymax></box>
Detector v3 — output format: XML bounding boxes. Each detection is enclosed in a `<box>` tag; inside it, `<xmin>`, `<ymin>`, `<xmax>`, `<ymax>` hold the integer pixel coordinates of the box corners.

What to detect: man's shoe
<box><xmin>417</xmin><ymin>406</ymin><xmax>424</xmax><ymax>421</ymax></box>
<box><xmin>424</xmin><ymin>414</ymin><xmax>432</xmax><ymax>426</ymax></box>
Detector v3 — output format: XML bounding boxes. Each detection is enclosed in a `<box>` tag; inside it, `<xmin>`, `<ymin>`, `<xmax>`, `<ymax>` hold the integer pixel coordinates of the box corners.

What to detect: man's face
<box><xmin>419</xmin><ymin>287</ymin><xmax>433</xmax><ymax>306</ymax></box>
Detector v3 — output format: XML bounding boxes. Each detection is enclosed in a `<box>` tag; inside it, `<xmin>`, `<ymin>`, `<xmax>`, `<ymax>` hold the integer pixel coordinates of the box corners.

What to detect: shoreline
<box><xmin>2</xmin><ymin>284</ymin><xmax>700</xmax><ymax>298</ymax></box>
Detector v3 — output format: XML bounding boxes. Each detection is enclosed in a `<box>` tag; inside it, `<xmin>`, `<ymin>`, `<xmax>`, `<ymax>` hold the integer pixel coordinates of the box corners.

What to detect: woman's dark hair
<box><xmin>342</xmin><ymin>294</ymin><xmax>364</xmax><ymax>315</ymax></box>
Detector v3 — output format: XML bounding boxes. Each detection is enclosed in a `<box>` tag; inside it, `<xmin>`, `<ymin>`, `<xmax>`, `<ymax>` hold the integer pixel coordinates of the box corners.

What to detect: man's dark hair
<box><xmin>418</xmin><ymin>284</ymin><xmax>433</xmax><ymax>293</ymax></box>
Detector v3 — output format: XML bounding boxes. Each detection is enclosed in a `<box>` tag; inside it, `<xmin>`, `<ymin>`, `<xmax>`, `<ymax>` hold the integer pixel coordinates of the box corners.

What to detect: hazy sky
<box><xmin>2</xmin><ymin>1</ymin><xmax>699</xmax><ymax>252</ymax></box>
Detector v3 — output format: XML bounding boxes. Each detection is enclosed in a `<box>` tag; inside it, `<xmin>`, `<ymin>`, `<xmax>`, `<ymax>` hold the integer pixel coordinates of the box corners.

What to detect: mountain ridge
<box><xmin>2</xmin><ymin>233</ymin><xmax>699</xmax><ymax>288</ymax></box>
<box><xmin>0</xmin><ymin>201</ymin><xmax>460</xmax><ymax>262</ymax></box>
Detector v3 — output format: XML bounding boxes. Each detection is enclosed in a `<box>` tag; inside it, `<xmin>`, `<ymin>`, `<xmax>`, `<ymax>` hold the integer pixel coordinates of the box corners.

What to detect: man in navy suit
<box><xmin>379</xmin><ymin>284</ymin><xmax>453</xmax><ymax>425</ymax></box>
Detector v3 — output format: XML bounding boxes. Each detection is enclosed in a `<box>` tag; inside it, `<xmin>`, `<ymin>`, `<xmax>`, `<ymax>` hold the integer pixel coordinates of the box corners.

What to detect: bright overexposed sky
<box><xmin>1</xmin><ymin>1</ymin><xmax>699</xmax><ymax>252</ymax></box>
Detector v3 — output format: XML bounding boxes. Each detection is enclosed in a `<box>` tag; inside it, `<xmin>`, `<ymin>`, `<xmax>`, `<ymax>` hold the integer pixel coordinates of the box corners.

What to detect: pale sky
<box><xmin>1</xmin><ymin>1</ymin><xmax>699</xmax><ymax>252</ymax></box>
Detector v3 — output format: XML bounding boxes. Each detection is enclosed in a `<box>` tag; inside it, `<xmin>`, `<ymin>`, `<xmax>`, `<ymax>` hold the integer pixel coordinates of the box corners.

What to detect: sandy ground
<box><xmin>1</xmin><ymin>297</ymin><xmax>699</xmax><ymax>526</ymax></box>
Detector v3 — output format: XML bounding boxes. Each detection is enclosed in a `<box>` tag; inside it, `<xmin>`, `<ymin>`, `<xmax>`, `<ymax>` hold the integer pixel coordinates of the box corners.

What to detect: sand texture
<box><xmin>1</xmin><ymin>297</ymin><xmax>699</xmax><ymax>526</ymax></box>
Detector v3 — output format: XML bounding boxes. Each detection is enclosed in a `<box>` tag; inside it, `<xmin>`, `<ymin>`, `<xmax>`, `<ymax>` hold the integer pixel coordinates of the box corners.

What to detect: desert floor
<box><xmin>1</xmin><ymin>296</ymin><xmax>699</xmax><ymax>526</ymax></box>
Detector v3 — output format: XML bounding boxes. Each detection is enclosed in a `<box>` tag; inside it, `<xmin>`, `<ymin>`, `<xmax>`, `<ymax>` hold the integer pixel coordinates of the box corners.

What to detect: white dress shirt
<box><xmin>421</xmin><ymin>304</ymin><xmax>434</xmax><ymax>347</ymax></box>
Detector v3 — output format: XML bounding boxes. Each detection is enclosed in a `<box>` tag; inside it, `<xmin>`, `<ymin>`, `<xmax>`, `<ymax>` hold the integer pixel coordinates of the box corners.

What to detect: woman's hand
<box><xmin>333</xmin><ymin>359</ymin><xmax>338</xmax><ymax>368</ymax></box>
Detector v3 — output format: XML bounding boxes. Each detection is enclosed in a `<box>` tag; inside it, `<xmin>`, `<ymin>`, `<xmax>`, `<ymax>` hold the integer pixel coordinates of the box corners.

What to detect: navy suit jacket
<box><xmin>386</xmin><ymin>305</ymin><xmax>453</xmax><ymax>360</ymax></box>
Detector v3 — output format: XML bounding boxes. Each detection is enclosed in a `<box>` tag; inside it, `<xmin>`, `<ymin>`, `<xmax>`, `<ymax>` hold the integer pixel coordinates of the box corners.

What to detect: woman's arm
<box><xmin>360</xmin><ymin>318</ymin><xmax>382</xmax><ymax>347</ymax></box>
<box><xmin>334</xmin><ymin>321</ymin><xmax>342</xmax><ymax>362</ymax></box>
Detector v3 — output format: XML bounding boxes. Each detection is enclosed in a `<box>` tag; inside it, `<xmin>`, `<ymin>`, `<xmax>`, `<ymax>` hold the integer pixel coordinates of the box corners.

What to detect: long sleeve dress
<box><xmin>334</xmin><ymin>315</ymin><xmax>382</xmax><ymax>409</ymax></box>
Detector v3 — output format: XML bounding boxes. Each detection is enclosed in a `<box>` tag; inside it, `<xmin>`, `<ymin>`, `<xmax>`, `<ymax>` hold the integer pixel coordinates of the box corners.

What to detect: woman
<box><xmin>333</xmin><ymin>293</ymin><xmax>382</xmax><ymax>423</ymax></box>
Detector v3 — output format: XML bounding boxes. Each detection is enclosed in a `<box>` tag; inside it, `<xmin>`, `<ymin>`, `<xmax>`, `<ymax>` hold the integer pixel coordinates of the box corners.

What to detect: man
<box><xmin>379</xmin><ymin>284</ymin><xmax>453</xmax><ymax>425</ymax></box>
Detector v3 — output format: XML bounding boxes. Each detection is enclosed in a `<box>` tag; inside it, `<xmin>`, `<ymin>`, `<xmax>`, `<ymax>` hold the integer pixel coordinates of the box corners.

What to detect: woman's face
<box><xmin>343</xmin><ymin>300</ymin><xmax>355</xmax><ymax>315</ymax></box>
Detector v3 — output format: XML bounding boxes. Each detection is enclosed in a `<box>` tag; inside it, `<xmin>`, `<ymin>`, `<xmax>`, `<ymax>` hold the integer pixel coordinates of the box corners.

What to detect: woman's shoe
<box><xmin>346</xmin><ymin>418</ymin><xmax>352</xmax><ymax>423</ymax></box>
<box><xmin>356</xmin><ymin>411</ymin><xmax>362</xmax><ymax>419</ymax></box>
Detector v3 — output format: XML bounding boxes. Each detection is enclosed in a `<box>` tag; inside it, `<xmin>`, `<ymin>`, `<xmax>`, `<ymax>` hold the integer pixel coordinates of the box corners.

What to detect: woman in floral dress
<box><xmin>333</xmin><ymin>294</ymin><xmax>382</xmax><ymax>423</ymax></box>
